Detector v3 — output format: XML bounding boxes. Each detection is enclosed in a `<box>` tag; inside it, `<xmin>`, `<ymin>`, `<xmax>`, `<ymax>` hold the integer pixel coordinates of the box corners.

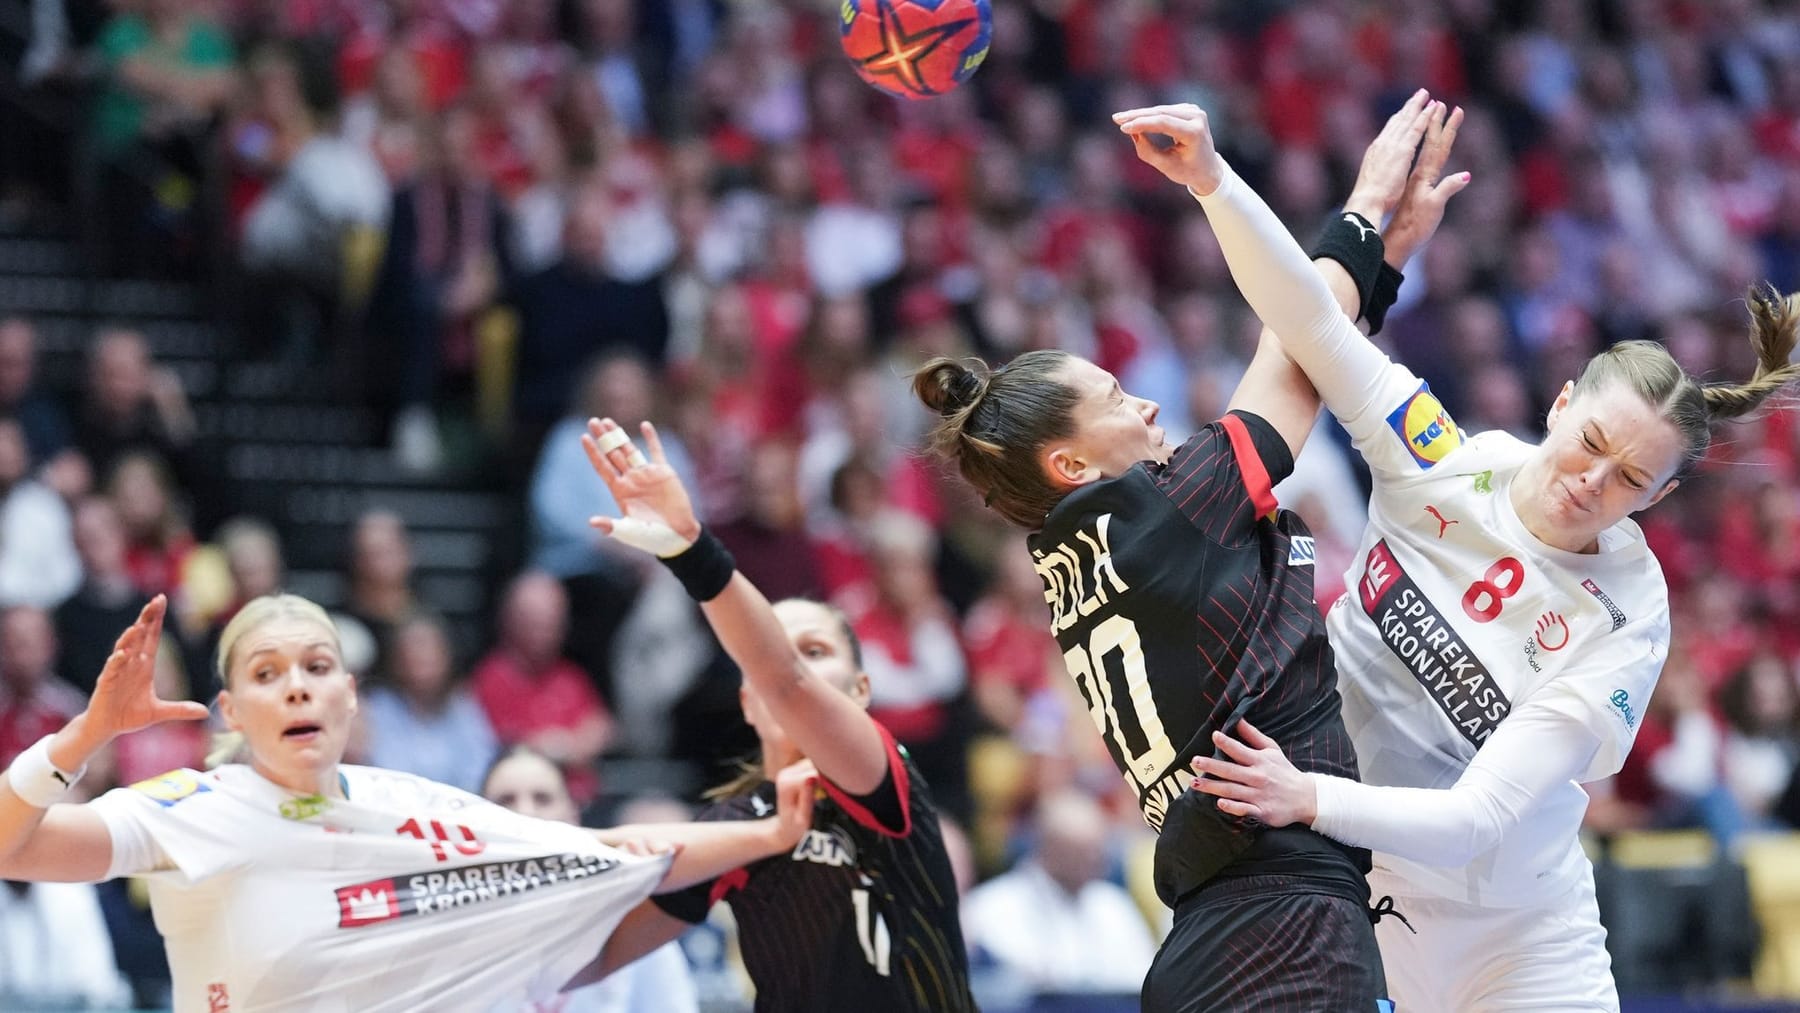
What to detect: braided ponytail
<box><xmin>1701</xmin><ymin>284</ymin><xmax>1800</xmax><ymax>422</ymax></box>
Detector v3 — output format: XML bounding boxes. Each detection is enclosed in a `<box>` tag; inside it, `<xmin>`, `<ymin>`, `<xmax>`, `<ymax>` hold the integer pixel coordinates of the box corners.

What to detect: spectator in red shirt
<box><xmin>0</xmin><ymin>606</ymin><xmax>85</xmax><ymax>766</ymax></box>
<box><xmin>472</xmin><ymin>570</ymin><xmax>613</xmax><ymax>800</ymax></box>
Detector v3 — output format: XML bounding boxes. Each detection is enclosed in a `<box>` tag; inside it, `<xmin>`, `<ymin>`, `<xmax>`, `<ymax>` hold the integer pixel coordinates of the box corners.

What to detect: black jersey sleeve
<box><xmin>816</xmin><ymin>722</ymin><xmax>912</xmax><ymax>838</ymax></box>
<box><xmin>648</xmin><ymin>790</ymin><xmax>761</xmax><ymax>923</ymax></box>
<box><xmin>1155</xmin><ymin>409</ymin><xmax>1296</xmax><ymax>541</ymax></box>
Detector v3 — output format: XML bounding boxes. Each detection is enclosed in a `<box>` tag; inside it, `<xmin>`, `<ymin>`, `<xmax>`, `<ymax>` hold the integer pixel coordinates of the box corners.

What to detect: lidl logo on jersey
<box><xmin>130</xmin><ymin>769</ymin><xmax>211</xmax><ymax>807</ymax></box>
<box><xmin>1386</xmin><ymin>384</ymin><xmax>1463</xmax><ymax>468</ymax></box>
<box><xmin>1287</xmin><ymin>536</ymin><xmax>1316</xmax><ymax>566</ymax></box>
<box><xmin>1358</xmin><ymin>540</ymin><xmax>1512</xmax><ymax>745</ymax></box>
<box><xmin>333</xmin><ymin>852</ymin><xmax>621</xmax><ymax>928</ymax></box>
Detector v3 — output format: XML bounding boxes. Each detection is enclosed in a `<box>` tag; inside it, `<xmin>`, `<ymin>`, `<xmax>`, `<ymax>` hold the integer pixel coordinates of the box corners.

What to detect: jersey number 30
<box><xmin>1064</xmin><ymin>614</ymin><xmax>1176</xmax><ymax>789</ymax></box>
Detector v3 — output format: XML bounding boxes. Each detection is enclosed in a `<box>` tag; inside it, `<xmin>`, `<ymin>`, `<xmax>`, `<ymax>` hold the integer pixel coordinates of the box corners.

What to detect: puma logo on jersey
<box><xmin>1424</xmin><ymin>505</ymin><xmax>1458</xmax><ymax>539</ymax></box>
<box><xmin>750</xmin><ymin>795</ymin><xmax>773</xmax><ymax>817</ymax></box>
<box><xmin>1343</xmin><ymin>212</ymin><xmax>1378</xmax><ymax>242</ymax></box>
<box><xmin>793</xmin><ymin>827</ymin><xmax>857</xmax><ymax>868</ymax></box>
<box><xmin>1287</xmin><ymin>536</ymin><xmax>1316</xmax><ymax>566</ymax></box>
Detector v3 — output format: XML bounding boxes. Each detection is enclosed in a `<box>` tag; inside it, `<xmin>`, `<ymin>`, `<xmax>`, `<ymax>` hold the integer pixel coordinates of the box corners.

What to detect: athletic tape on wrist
<box><xmin>9</xmin><ymin>735</ymin><xmax>86</xmax><ymax>808</ymax></box>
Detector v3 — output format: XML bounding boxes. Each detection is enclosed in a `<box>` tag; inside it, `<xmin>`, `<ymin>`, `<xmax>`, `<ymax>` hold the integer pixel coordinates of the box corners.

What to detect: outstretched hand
<box><xmin>1187</xmin><ymin>719</ymin><xmax>1317</xmax><ymax>828</ymax></box>
<box><xmin>1382</xmin><ymin>100</ymin><xmax>1469</xmax><ymax>267</ymax></box>
<box><xmin>582</xmin><ymin>418</ymin><xmax>702</xmax><ymax>557</ymax></box>
<box><xmin>80</xmin><ymin>596</ymin><xmax>210</xmax><ymax>745</ymax></box>
<box><xmin>1113</xmin><ymin>103</ymin><xmax>1227</xmax><ymax>195</ymax></box>
<box><xmin>1344</xmin><ymin>89</ymin><xmax>1437</xmax><ymax>222</ymax></box>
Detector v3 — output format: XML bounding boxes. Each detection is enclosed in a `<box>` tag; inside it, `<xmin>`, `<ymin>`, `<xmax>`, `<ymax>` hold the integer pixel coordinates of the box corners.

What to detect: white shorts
<box><xmin>1369</xmin><ymin>868</ymin><xmax>1619</xmax><ymax>1012</ymax></box>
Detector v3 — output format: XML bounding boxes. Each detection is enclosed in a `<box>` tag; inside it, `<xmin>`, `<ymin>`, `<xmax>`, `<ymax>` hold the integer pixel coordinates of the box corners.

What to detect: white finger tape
<box><xmin>596</xmin><ymin>427</ymin><xmax>648</xmax><ymax>468</ymax></box>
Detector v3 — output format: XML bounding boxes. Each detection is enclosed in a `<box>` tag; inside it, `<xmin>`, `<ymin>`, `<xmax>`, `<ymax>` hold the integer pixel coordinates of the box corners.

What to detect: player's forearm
<box><xmin>570</xmin><ymin>901</ymin><xmax>690</xmax><ymax>988</ymax></box>
<box><xmin>1308</xmin><ymin>773</ymin><xmax>1513</xmax><ymax>866</ymax></box>
<box><xmin>700</xmin><ymin>575</ymin><xmax>890</xmax><ymax>794</ymax></box>
<box><xmin>1191</xmin><ymin>163</ymin><xmax>1392</xmax><ymax>415</ymax></box>
<box><xmin>600</xmin><ymin>818</ymin><xmax>788</xmax><ymax>893</ymax></box>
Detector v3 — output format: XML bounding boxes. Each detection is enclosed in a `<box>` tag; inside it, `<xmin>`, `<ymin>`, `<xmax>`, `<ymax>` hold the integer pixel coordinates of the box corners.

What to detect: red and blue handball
<box><xmin>839</xmin><ymin>0</ymin><xmax>993</xmax><ymax>100</ymax></box>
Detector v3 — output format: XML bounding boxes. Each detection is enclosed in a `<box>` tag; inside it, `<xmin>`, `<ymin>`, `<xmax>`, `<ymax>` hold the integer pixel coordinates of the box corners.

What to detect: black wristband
<box><xmin>1309</xmin><ymin>211</ymin><xmax>1386</xmax><ymax>322</ymax></box>
<box><xmin>1364</xmin><ymin>261</ymin><xmax>1405</xmax><ymax>336</ymax></box>
<box><xmin>661</xmin><ymin>527</ymin><xmax>736</xmax><ymax>602</ymax></box>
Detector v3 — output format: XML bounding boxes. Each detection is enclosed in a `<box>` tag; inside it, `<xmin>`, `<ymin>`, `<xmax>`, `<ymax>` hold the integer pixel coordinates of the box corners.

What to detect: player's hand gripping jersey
<box><xmin>1029</xmin><ymin>408</ymin><xmax>1368</xmax><ymax>907</ymax></box>
<box><xmin>87</xmin><ymin>764</ymin><xmax>671</xmax><ymax>1013</ymax></box>
<box><xmin>1191</xmin><ymin>163</ymin><xmax>1671</xmax><ymax>909</ymax></box>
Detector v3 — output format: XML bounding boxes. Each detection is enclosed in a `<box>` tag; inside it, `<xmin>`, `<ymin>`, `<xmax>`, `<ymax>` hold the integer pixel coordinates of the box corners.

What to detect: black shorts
<box><xmin>1141</xmin><ymin>874</ymin><xmax>1390</xmax><ymax>1013</ymax></box>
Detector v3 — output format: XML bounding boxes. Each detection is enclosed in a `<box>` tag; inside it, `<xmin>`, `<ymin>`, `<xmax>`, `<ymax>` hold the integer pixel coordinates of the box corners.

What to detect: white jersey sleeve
<box><xmin>1190</xmin><ymin>163</ymin><xmax>1465</xmax><ymax>480</ymax></box>
<box><xmin>88</xmin><ymin>769</ymin><xmax>240</xmax><ymax>883</ymax></box>
<box><xmin>1524</xmin><ymin>608</ymin><xmax>1665</xmax><ymax>782</ymax></box>
<box><xmin>1311</xmin><ymin>700</ymin><xmax>1605</xmax><ymax>865</ymax></box>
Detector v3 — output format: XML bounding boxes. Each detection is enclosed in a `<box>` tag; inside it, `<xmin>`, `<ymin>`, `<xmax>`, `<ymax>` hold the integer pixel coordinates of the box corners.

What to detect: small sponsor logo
<box><xmin>334</xmin><ymin>852</ymin><xmax>622</xmax><ymax>930</ymax></box>
<box><xmin>336</xmin><ymin>881</ymin><xmax>400</xmax><ymax>927</ymax></box>
<box><xmin>1459</xmin><ymin>470</ymin><xmax>1494</xmax><ymax>494</ymax></box>
<box><xmin>280</xmin><ymin>793</ymin><xmax>331</xmax><ymax>821</ymax></box>
<box><xmin>793</xmin><ymin>827</ymin><xmax>857</xmax><ymax>868</ymax></box>
<box><xmin>1610</xmin><ymin>689</ymin><xmax>1639</xmax><ymax>730</ymax></box>
<box><xmin>207</xmin><ymin>983</ymin><xmax>230</xmax><ymax>1012</ymax></box>
<box><xmin>1386</xmin><ymin>384</ymin><xmax>1464</xmax><ymax>468</ymax></box>
<box><xmin>1424</xmin><ymin>505</ymin><xmax>1458</xmax><ymax>539</ymax></box>
<box><xmin>1287</xmin><ymin>536</ymin><xmax>1316</xmax><ymax>566</ymax></box>
<box><xmin>129</xmin><ymin>770</ymin><xmax>211</xmax><ymax>808</ymax></box>
<box><xmin>1534</xmin><ymin>611</ymin><xmax>1570</xmax><ymax>651</ymax></box>
<box><xmin>1582</xmin><ymin>579</ymin><xmax>1627</xmax><ymax>632</ymax></box>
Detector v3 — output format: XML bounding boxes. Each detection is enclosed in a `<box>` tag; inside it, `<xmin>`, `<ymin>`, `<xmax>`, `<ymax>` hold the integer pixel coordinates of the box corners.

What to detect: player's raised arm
<box><xmin>0</xmin><ymin>597</ymin><xmax>209</xmax><ymax>883</ymax></box>
<box><xmin>581</xmin><ymin>418</ymin><xmax>892</xmax><ymax>795</ymax></box>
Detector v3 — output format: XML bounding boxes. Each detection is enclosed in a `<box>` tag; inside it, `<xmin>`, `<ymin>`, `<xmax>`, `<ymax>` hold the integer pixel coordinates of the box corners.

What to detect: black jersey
<box><xmin>653</xmin><ymin>726</ymin><xmax>974</xmax><ymax>1013</ymax></box>
<box><xmin>1029</xmin><ymin>410</ymin><xmax>1366</xmax><ymax>904</ymax></box>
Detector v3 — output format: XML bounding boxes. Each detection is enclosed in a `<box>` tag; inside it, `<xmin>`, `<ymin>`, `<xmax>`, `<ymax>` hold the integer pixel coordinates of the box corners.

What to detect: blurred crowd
<box><xmin>3</xmin><ymin>0</ymin><xmax>1800</xmax><ymax>1007</ymax></box>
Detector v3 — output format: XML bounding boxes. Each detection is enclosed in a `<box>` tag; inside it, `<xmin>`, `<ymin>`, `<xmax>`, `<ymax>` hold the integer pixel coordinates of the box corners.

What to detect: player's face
<box><xmin>1517</xmin><ymin>380</ymin><xmax>1682</xmax><ymax>552</ymax></box>
<box><xmin>219</xmin><ymin>616</ymin><xmax>358</xmax><ymax>794</ymax></box>
<box><xmin>741</xmin><ymin>601</ymin><xmax>872</xmax><ymax>761</ymax></box>
<box><xmin>484</xmin><ymin>753</ymin><xmax>579</xmax><ymax>824</ymax></box>
<box><xmin>1045</xmin><ymin>358</ymin><xmax>1170</xmax><ymax>486</ymax></box>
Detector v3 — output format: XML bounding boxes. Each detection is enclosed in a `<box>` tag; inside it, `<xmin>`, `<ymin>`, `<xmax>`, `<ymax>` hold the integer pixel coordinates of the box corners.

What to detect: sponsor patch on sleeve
<box><xmin>1385</xmin><ymin>383</ymin><xmax>1464</xmax><ymax>468</ymax></box>
<box><xmin>129</xmin><ymin>769</ymin><xmax>211</xmax><ymax>807</ymax></box>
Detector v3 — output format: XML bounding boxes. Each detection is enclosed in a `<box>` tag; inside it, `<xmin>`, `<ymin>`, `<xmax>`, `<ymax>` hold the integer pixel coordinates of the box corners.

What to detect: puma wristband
<box><xmin>660</xmin><ymin>527</ymin><xmax>737</xmax><ymax>602</ymax></box>
<box><xmin>1310</xmin><ymin>211</ymin><xmax>1386</xmax><ymax>324</ymax></box>
<box><xmin>9</xmin><ymin>735</ymin><xmax>86</xmax><ymax>808</ymax></box>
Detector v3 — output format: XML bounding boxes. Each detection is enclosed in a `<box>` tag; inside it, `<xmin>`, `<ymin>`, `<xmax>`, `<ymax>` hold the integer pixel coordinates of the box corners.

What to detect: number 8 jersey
<box><xmin>1029</xmin><ymin>409</ymin><xmax>1366</xmax><ymax>901</ymax></box>
<box><xmin>1324</xmin><ymin>360</ymin><xmax>1669</xmax><ymax>908</ymax></box>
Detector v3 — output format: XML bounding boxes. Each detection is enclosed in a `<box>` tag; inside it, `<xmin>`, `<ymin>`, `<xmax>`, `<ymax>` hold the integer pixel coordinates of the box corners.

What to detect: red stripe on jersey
<box><xmin>708</xmin><ymin>866</ymin><xmax>749</xmax><ymax>906</ymax></box>
<box><xmin>817</xmin><ymin>723</ymin><xmax>913</xmax><ymax>839</ymax></box>
<box><xmin>1220</xmin><ymin>413</ymin><xmax>1278</xmax><ymax>519</ymax></box>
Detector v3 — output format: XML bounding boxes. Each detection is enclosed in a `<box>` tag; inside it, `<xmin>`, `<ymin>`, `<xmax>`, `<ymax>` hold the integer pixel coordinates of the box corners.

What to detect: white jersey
<box><xmin>88</xmin><ymin>764</ymin><xmax>670</xmax><ymax>1013</ymax></box>
<box><xmin>1324</xmin><ymin>360</ymin><xmax>1670</xmax><ymax>906</ymax></box>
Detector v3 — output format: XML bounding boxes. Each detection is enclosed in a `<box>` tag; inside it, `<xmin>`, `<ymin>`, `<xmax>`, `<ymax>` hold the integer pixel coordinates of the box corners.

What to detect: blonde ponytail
<box><xmin>1701</xmin><ymin>284</ymin><xmax>1800</xmax><ymax>422</ymax></box>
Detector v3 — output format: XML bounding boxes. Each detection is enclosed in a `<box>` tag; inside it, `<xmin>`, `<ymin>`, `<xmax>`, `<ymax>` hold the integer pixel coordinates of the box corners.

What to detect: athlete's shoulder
<box><xmin>121</xmin><ymin>767</ymin><xmax>220</xmax><ymax>808</ymax></box>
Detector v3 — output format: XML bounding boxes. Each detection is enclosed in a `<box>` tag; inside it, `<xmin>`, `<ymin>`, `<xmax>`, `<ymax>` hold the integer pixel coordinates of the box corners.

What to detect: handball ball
<box><xmin>838</xmin><ymin>0</ymin><xmax>992</xmax><ymax>100</ymax></box>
